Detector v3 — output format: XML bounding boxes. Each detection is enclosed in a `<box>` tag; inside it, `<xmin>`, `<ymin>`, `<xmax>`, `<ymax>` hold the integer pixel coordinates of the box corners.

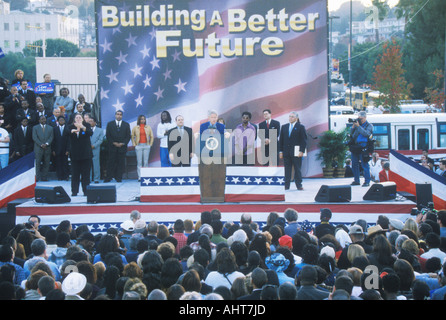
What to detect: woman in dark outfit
<box><xmin>69</xmin><ymin>113</ymin><xmax>93</xmax><ymax>196</ymax></box>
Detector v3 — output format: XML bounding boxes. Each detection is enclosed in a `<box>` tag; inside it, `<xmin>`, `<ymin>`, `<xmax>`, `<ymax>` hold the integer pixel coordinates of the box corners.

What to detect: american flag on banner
<box><xmin>96</xmin><ymin>0</ymin><xmax>328</xmax><ymax>174</ymax></box>
<box><xmin>389</xmin><ymin>150</ymin><xmax>446</xmax><ymax>209</ymax></box>
<box><xmin>0</xmin><ymin>152</ymin><xmax>36</xmax><ymax>208</ymax></box>
<box><xmin>139</xmin><ymin>166</ymin><xmax>284</xmax><ymax>202</ymax></box>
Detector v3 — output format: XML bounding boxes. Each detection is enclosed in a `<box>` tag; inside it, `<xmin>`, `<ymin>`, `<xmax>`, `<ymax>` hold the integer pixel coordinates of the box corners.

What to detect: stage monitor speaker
<box><xmin>363</xmin><ymin>182</ymin><xmax>397</xmax><ymax>201</ymax></box>
<box><xmin>416</xmin><ymin>183</ymin><xmax>433</xmax><ymax>210</ymax></box>
<box><xmin>315</xmin><ymin>185</ymin><xmax>351</xmax><ymax>202</ymax></box>
<box><xmin>35</xmin><ymin>186</ymin><xmax>71</xmax><ymax>204</ymax></box>
<box><xmin>86</xmin><ymin>185</ymin><xmax>116</xmax><ymax>204</ymax></box>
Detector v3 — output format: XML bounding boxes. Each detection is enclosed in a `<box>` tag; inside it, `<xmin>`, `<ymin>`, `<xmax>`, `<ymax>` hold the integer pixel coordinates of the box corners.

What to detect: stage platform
<box><xmin>13</xmin><ymin>177</ymin><xmax>417</xmax><ymax>233</ymax></box>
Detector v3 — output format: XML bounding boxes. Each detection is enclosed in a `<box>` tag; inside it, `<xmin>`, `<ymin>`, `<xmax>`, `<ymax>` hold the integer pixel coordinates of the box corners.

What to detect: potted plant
<box><xmin>316</xmin><ymin>128</ymin><xmax>349</xmax><ymax>178</ymax></box>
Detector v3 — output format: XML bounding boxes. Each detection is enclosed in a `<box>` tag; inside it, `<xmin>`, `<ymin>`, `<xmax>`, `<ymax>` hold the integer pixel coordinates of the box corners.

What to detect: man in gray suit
<box><xmin>32</xmin><ymin>115</ymin><xmax>54</xmax><ymax>181</ymax></box>
<box><xmin>88</xmin><ymin>116</ymin><xmax>104</xmax><ymax>183</ymax></box>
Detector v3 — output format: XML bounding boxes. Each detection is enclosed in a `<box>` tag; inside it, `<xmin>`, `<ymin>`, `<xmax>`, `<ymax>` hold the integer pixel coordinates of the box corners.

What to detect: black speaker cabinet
<box><xmin>35</xmin><ymin>186</ymin><xmax>71</xmax><ymax>204</ymax></box>
<box><xmin>363</xmin><ymin>182</ymin><xmax>397</xmax><ymax>201</ymax></box>
<box><xmin>86</xmin><ymin>185</ymin><xmax>116</xmax><ymax>203</ymax></box>
<box><xmin>315</xmin><ymin>185</ymin><xmax>351</xmax><ymax>202</ymax></box>
<box><xmin>416</xmin><ymin>183</ymin><xmax>433</xmax><ymax>210</ymax></box>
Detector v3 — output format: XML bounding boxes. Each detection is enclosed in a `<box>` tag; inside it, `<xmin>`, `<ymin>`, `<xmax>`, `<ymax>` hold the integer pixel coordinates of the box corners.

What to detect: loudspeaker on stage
<box><xmin>315</xmin><ymin>185</ymin><xmax>351</xmax><ymax>202</ymax></box>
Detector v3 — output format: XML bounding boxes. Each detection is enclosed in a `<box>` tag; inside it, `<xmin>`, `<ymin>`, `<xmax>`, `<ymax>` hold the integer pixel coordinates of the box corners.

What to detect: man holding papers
<box><xmin>279</xmin><ymin>112</ymin><xmax>308</xmax><ymax>191</ymax></box>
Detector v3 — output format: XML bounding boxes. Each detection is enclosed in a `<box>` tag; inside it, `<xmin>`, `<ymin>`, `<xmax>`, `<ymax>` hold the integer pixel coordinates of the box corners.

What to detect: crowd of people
<box><xmin>1</xmin><ymin>206</ymin><xmax>446</xmax><ymax>301</ymax></box>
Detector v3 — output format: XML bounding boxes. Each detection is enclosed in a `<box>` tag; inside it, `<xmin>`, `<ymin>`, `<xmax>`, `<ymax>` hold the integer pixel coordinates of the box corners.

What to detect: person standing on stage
<box><xmin>233</xmin><ymin>111</ymin><xmax>256</xmax><ymax>166</ymax></box>
<box><xmin>51</xmin><ymin>115</ymin><xmax>70</xmax><ymax>181</ymax></box>
<box><xmin>167</xmin><ymin>115</ymin><xmax>194</xmax><ymax>167</ymax></box>
<box><xmin>258</xmin><ymin>109</ymin><xmax>281</xmax><ymax>166</ymax></box>
<box><xmin>349</xmin><ymin>111</ymin><xmax>373</xmax><ymax>187</ymax></box>
<box><xmin>89</xmin><ymin>116</ymin><xmax>105</xmax><ymax>184</ymax></box>
<box><xmin>104</xmin><ymin>110</ymin><xmax>131</xmax><ymax>183</ymax></box>
<box><xmin>32</xmin><ymin>115</ymin><xmax>54</xmax><ymax>181</ymax></box>
<box><xmin>69</xmin><ymin>114</ymin><xmax>93</xmax><ymax>196</ymax></box>
<box><xmin>156</xmin><ymin>110</ymin><xmax>175</xmax><ymax>167</ymax></box>
<box><xmin>131</xmin><ymin>115</ymin><xmax>154</xmax><ymax>180</ymax></box>
<box><xmin>279</xmin><ymin>111</ymin><xmax>307</xmax><ymax>191</ymax></box>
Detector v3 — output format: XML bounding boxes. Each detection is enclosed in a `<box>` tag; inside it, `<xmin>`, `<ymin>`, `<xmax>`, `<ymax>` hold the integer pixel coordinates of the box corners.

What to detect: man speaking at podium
<box><xmin>198</xmin><ymin>110</ymin><xmax>229</xmax><ymax>163</ymax></box>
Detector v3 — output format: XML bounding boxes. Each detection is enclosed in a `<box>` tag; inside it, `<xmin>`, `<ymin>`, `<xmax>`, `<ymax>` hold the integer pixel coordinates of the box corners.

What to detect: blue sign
<box><xmin>34</xmin><ymin>82</ymin><xmax>55</xmax><ymax>94</ymax></box>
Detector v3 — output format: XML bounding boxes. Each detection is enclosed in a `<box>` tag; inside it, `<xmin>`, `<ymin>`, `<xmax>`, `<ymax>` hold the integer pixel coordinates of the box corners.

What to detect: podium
<box><xmin>199</xmin><ymin>163</ymin><xmax>226</xmax><ymax>203</ymax></box>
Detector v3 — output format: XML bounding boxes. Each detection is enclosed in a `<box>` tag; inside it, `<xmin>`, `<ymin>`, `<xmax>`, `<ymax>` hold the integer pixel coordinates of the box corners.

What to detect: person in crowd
<box><xmin>131</xmin><ymin>115</ymin><xmax>154</xmax><ymax>180</ymax></box>
<box><xmin>368</xmin><ymin>152</ymin><xmax>382</xmax><ymax>182</ymax></box>
<box><xmin>0</xmin><ymin>123</ymin><xmax>10</xmax><ymax>169</ymax></box>
<box><xmin>37</xmin><ymin>74</ymin><xmax>55</xmax><ymax>115</ymax></box>
<box><xmin>53</xmin><ymin>87</ymin><xmax>74</xmax><ymax>119</ymax></box>
<box><xmin>74</xmin><ymin>94</ymin><xmax>92</xmax><ymax>114</ymax></box>
<box><xmin>12</xmin><ymin>117</ymin><xmax>33</xmax><ymax>160</ymax></box>
<box><xmin>104</xmin><ymin>110</ymin><xmax>131</xmax><ymax>183</ymax></box>
<box><xmin>156</xmin><ymin>110</ymin><xmax>175</xmax><ymax>167</ymax></box>
<box><xmin>18</xmin><ymin>80</ymin><xmax>36</xmax><ymax>110</ymax></box>
<box><xmin>16</xmin><ymin>99</ymin><xmax>36</xmax><ymax>127</ymax></box>
<box><xmin>435</xmin><ymin>159</ymin><xmax>446</xmax><ymax>177</ymax></box>
<box><xmin>279</xmin><ymin>111</ymin><xmax>307</xmax><ymax>191</ymax></box>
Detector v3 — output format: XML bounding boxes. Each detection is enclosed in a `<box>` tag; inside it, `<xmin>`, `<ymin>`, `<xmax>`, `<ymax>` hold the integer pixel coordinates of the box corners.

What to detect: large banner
<box><xmin>95</xmin><ymin>0</ymin><xmax>328</xmax><ymax>175</ymax></box>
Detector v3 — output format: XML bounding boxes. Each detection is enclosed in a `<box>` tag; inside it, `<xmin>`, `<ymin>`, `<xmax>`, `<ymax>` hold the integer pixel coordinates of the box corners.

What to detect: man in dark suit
<box><xmin>32</xmin><ymin>115</ymin><xmax>54</xmax><ymax>181</ymax></box>
<box><xmin>18</xmin><ymin>80</ymin><xmax>36</xmax><ymax>110</ymax></box>
<box><xmin>32</xmin><ymin>103</ymin><xmax>50</xmax><ymax>125</ymax></box>
<box><xmin>296</xmin><ymin>265</ymin><xmax>330</xmax><ymax>300</ymax></box>
<box><xmin>104</xmin><ymin>110</ymin><xmax>131</xmax><ymax>182</ymax></box>
<box><xmin>47</xmin><ymin>107</ymin><xmax>63</xmax><ymax>128</ymax></box>
<box><xmin>12</xmin><ymin>117</ymin><xmax>33</xmax><ymax>160</ymax></box>
<box><xmin>258</xmin><ymin>109</ymin><xmax>280</xmax><ymax>166</ymax></box>
<box><xmin>279</xmin><ymin>111</ymin><xmax>307</xmax><ymax>190</ymax></box>
<box><xmin>51</xmin><ymin>115</ymin><xmax>70</xmax><ymax>181</ymax></box>
<box><xmin>16</xmin><ymin>99</ymin><xmax>37</xmax><ymax>127</ymax></box>
<box><xmin>237</xmin><ymin>268</ymin><xmax>267</xmax><ymax>300</ymax></box>
<box><xmin>168</xmin><ymin>115</ymin><xmax>194</xmax><ymax>167</ymax></box>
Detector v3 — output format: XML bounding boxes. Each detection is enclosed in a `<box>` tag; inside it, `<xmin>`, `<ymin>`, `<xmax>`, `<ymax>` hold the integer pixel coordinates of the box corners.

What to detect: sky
<box><xmin>328</xmin><ymin>0</ymin><xmax>400</xmax><ymax>11</ymax></box>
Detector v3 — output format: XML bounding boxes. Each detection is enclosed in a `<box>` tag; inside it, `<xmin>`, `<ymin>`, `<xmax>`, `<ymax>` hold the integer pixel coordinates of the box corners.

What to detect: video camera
<box><xmin>410</xmin><ymin>202</ymin><xmax>436</xmax><ymax>216</ymax></box>
<box><xmin>348</xmin><ymin>118</ymin><xmax>358</xmax><ymax>123</ymax></box>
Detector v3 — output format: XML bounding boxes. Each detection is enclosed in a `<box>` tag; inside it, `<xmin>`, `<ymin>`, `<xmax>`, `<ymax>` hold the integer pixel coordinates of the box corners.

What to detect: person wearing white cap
<box><xmin>62</xmin><ymin>272</ymin><xmax>87</xmax><ymax>300</ymax></box>
<box><xmin>119</xmin><ymin>220</ymin><xmax>135</xmax><ymax>251</ymax></box>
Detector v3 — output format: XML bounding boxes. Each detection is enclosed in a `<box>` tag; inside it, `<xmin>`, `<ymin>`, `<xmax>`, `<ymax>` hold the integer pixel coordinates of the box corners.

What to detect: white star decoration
<box><xmin>113</xmin><ymin>99</ymin><xmax>125</xmax><ymax>112</ymax></box>
<box><xmin>154</xmin><ymin>86</ymin><xmax>164</xmax><ymax>101</ymax></box>
<box><xmin>140</xmin><ymin>45</ymin><xmax>151</xmax><ymax>59</ymax></box>
<box><xmin>100</xmin><ymin>38</ymin><xmax>112</xmax><ymax>54</ymax></box>
<box><xmin>174</xmin><ymin>78</ymin><xmax>187</xmax><ymax>93</ymax></box>
<box><xmin>172</xmin><ymin>50</ymin><xmax>181</xmax><ymax>62</ymax></box>
<box><xmin>243</xmin><ymin>177</ymin><xmax>251</xmax><ymax>184</ymax></box>
<box><xmin>143</xmin><ymin>74</ymin><xmax>152</xmax><ymax>89</ymax></box>
<box><xmin>150</xmin><ymin>56</ymin><xmax>160</xmax><ymax>70</ymax></box>
<box><xmin>135</xmin><ymin>94</ymin><xmax>144</xmax><ymax>108</ymax></box>
<box><xmin>121</xmin><ymin>81</ymin><xmax>133</xmax><ymax>95</ymax></box>
<box><xmin>115</xmin><ymin>51</ymin><xmax>128</xmax><ymax>65</ymax></box>
<box><xmin>231</xmin><ymin>177</ymin><xmax>240</xmax><ymax>184</ymax></box>
<box><xmin>254</xmin><ymin>177</ymin><xmax>263</xmax><ymax>184</ymax></box>
<box><xmin>143</xmin><ymin>178</ymin><xmax>151</xmax><ymax>185</ymax></box>
<box><xmin>106</xmin><ymin>69</ymin><xmax>119</xmax><ymax>84</ymax></box>
<box><xmin>130</xmin><ymin>63</ymin><xmax>143</xmax><ymax>78</ymax></box>
<box><xmin>163</xmin><ymin>68</ymin><xmax>172</xmax><ymax>81</ymax></box>
<box><xmin>100</xmin><ymin>87</ymin><xmax>109</xmax><ymax>100</ymax></box>
<box><xmin>125</xmin><ymin>33</ymin><xmax>137</xmax><ymax>47</ymax></box>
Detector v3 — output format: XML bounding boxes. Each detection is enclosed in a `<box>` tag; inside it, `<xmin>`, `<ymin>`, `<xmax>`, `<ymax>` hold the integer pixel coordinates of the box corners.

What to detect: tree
<box><xmin>23</xmin><ymin>39</ymin><xmax>80</xmax><ymax>57</ymax></box>
<box><xmin>398</xmin><ymin>0</ymin><xmax>445</xmax><ymax>99</ymax></box>
<box><xmin>339</xmin><ymin>42</ymin><xmax>384</xmax><ymax>86</ymax></box>
<box><xmin>372</xmin><ymin>39</ymin><xmax>412</xmax><ymax>113</ymax></box>
<box><xmin>0</xmin><ymin>52</ymin><xmax>36</xmax><ymax>84</ymax></box>
<box><xmin>424</xmin><ymin>70</ymin><xmax>445</xmax><ymax>112</ymax></box>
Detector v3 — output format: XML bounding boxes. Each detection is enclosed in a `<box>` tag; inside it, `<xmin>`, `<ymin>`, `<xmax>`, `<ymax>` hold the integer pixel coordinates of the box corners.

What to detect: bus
<box><xmin>329</xmin><ymin>105</ymin><xmax>355</xmax><ymax>115</ymax></box>
<box><xmin>330</xmin><ymin>113</ymin><xmax>446</xmax><ymax>158</ymax></box>
<box><xmin>344</xmin><ymin>88</ymin><xmax>371</xmax><ymax>110</ymax></box>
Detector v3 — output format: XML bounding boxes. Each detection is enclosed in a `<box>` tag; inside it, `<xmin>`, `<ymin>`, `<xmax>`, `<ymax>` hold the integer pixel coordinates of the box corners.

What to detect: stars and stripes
<box><xmin>96</xmin><ymin>0</ymin><xmax>328</xmax><ymax>172</ymax></box>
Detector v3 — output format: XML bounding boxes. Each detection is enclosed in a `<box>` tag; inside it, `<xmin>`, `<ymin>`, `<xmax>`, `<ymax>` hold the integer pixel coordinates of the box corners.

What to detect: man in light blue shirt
<box><xmin>23</xmin><ymin>238</ymin><xmax>61</xmax><ymax>281</ymax></box>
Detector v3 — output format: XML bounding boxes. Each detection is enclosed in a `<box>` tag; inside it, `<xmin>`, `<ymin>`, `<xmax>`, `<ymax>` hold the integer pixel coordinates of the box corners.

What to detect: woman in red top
<box><xmin>131</xmin><ymin>115</ymin><xmax>154</xmax><ymax>181</ymax></box>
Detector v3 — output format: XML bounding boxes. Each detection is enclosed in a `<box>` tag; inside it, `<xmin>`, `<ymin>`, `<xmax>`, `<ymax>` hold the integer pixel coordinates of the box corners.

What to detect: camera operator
<box><xmin>349</xmin><ymin>111</ymin><xmax>373</xmax><ymax>187</ymax></box>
